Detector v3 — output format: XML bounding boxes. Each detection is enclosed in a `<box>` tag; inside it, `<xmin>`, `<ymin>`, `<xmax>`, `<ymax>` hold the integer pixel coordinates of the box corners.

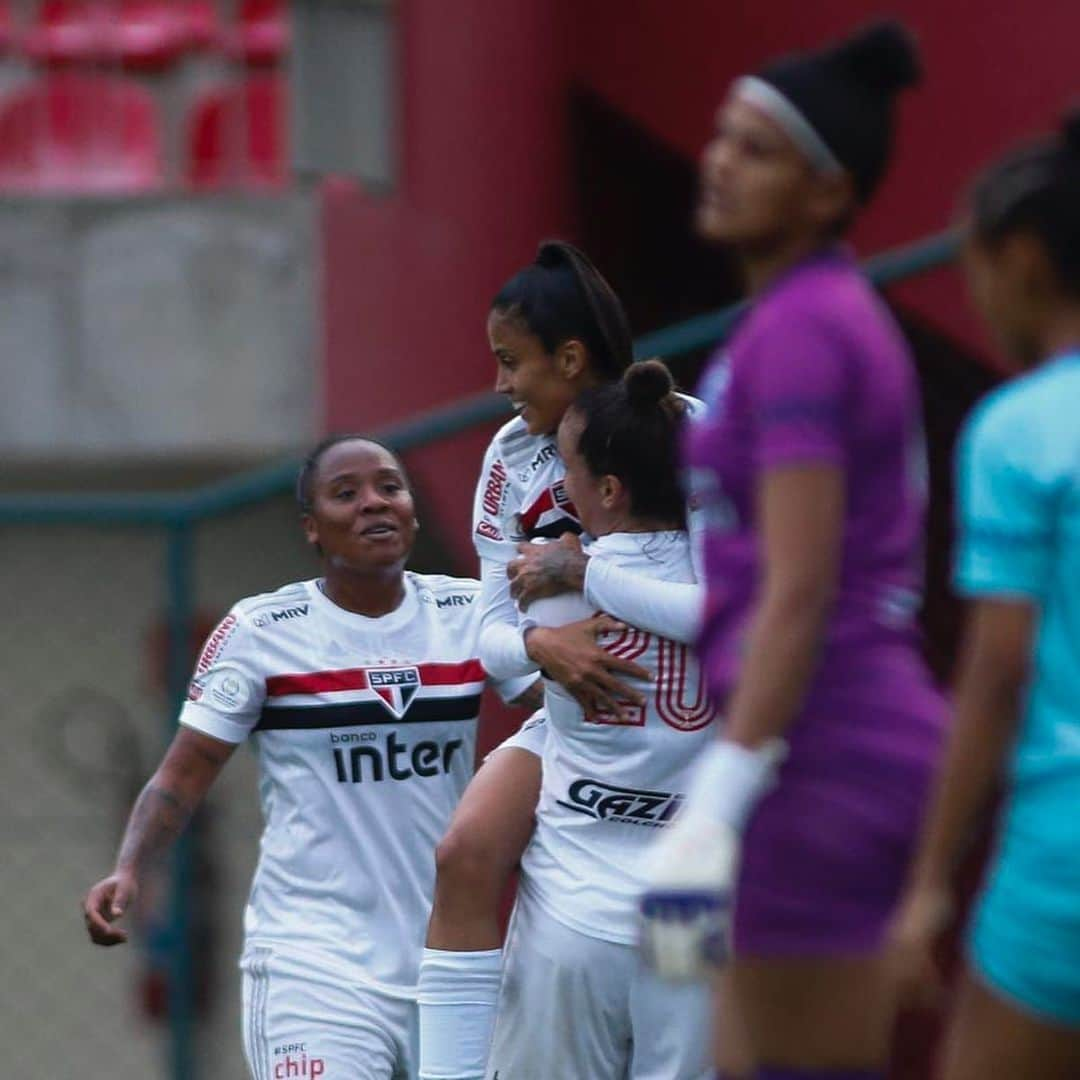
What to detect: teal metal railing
<box><xmin>0</xmin><ymin>225</ymin><xmax>959</xmax><ymax>1080</ymax></box>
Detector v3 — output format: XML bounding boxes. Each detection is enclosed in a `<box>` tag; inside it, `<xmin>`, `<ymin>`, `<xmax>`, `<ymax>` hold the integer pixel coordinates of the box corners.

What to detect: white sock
<box><xmin>417</xmin><ymin>947</ymin><xmax>503</xmax><ymax>1080</ymax></box>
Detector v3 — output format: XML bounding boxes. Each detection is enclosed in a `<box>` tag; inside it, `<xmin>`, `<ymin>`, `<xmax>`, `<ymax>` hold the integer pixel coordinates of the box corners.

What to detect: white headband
<box><xmin>733</xmin><ymin>76</ymin><xmax>843</xmax><ymax>175</ymax></box>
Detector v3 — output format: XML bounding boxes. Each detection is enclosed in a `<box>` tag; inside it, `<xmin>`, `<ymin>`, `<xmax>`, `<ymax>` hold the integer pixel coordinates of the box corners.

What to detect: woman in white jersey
<box><xmin>485</xmin><ymin>360</ymin><xmax>716</xmax><ymax>1079</ymax></box>
<box><xmin>82</xmin><ymin>435</ymin><xmax>537</xmax><ymax>1080</ymax></box>
<box><xmin>419</xmin><ymin>244</ymin><xmax>705</xmax><ymax>1080</ymax></box>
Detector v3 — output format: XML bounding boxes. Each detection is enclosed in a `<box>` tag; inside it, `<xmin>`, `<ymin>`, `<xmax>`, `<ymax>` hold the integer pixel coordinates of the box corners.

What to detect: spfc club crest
<box><xmin>368</xmin><ymin>667</ymin><xmax>421</xmax><ymax>718</ymax></box>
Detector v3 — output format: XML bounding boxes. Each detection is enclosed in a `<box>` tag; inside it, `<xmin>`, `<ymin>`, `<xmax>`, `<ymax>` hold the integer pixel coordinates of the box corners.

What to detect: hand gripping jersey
<box><xmin>179</xmin><ymin>574</ymin><xmax>533</xmax><ymax>997</ymax></box>
<box><xmin>473</xmin><ymin>401</ymin><xmax>707</xmax><ymax>681</ymax></box>
<box><xmin>473</xmin><ymin>402</ymin><xmax>706</xmax><ymax>566</ymax></box>
<box><xmin>517</xmin><ymin>531</ymin><xmax>720</xmax><ymax>945</ymax></box>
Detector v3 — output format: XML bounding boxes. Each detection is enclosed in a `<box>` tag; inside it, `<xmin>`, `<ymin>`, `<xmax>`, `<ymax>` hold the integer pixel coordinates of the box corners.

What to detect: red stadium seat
<box><xmin>228</xmin><ymin>0</ymin><xmax>289</xmax><ymax>64</ymax></box>
<box><xmin>186</xmin><ymin>72</ymin><xmax>287</xmax><ymax>191</ymax></box>
<box><xmin>22</xmin><ymin>0</ymin><xmax>106</xmax><ymax>63</ymax></box>
<box><xmin>111</xmin><ymin>0</ymin><xmax>196</xmax><ymax>69</ymax></box>
<box><xmin>22</xmin><ymin>1</ymin><xmax>213</xmax><ymax>67</ymax></box>
<box><xmin>0</xmin><ymin>72</ymin><xmax>164</xmax><ymax>192</ymax></box>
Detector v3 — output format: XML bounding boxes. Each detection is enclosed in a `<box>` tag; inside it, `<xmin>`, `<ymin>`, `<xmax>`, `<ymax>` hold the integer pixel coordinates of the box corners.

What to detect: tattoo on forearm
<box><xmin>539</xmin><ymin>548</ymin><xmax>585</xmax><ymax>593</ymax></box>
<box><xmin>116</xmin><ymin>782</ymin><xmax>195</xmax><ymax>873</ymax></box>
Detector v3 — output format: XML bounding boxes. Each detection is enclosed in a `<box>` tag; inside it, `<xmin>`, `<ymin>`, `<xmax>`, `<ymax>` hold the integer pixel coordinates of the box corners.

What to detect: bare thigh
<box><xmin>941</xmin><ymin>972</ymin><xmax>1080</xmax><ymax>1080</ymax></box>
<box><xmin>426</xmin><ymin>746</ymin><xmax>541</xmax><ymax>950</ymax></box>
<box><xmin>733</xmin><ymin>954</ymin><xmax>895</xmax><ymax>1070</ymax></box>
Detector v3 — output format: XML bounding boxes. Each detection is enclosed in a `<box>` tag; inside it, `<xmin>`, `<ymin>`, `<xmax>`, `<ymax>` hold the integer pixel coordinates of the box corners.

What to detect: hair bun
<box><xmin>624</xmin><ymin>359</ymin><xmax>674</xmax><ymax>410</ymax></box>
<box><xmin>834</xmin><ymin>19</ymin><xmax>921</xmax><ymax>95</ymax></box>
<box><xmin>536</xmin><ymin>239</ymin><xmax>589</xmax><ymax>271</ymax></box>
<box><xmin>1062</xmin><ymin>108</ymin><xmax>1080</xmax><ymax>158</ymax></box>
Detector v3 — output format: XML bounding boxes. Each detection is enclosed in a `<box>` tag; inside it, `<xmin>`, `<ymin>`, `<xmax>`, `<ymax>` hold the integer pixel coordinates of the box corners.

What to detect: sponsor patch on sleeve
<box><xmin>476</xmin><ymin>520</ymin><xmax>504</xmax><ymax>542</ymax></box>
<box><xmin>195</xmin><ymin>613</ymin><xmax>238</xmax><ymax>674</ymax></box>
<box><xmin>189</xmin><ymin>665</ymin><xmax>253</xmax><ymax>713</ymax></box>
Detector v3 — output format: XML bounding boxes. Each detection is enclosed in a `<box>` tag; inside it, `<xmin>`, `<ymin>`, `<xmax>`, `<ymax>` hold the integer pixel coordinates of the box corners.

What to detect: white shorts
<box><xmin>241</xmin><ymin>947</ymin><xmax>418</xmax><ymax>1080</ymax></box>
<box><xmin>487</xmin><ymin>892</ymin><xmax>711</xmax><ymax>1080</ymax></box>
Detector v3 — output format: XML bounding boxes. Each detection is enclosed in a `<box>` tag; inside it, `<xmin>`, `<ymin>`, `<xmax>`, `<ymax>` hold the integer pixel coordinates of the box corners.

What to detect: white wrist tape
<box><xmin>682</xmin><ymin>738</ymin><xmax>786</xmax><ymax>832</ymax></box>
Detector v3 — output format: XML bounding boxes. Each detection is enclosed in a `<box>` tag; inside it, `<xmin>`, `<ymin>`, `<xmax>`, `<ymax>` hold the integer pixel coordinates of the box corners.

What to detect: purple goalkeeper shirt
<box><xmin>684</xmin><ymin>248</ymin><xmax>938</xmax><ymax>740</ymax></box>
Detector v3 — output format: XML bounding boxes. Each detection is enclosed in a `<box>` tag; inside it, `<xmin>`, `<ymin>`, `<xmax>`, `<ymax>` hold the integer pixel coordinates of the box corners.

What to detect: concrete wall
<box><xmin>1</xmin><ymin>500</ymin><xmax>309</xmax><ymax>1077</ymax></box>
<box><xmin>0</xmin><ymin>196</ymin><xmax>316</xmax><ymax>465</ymax></box>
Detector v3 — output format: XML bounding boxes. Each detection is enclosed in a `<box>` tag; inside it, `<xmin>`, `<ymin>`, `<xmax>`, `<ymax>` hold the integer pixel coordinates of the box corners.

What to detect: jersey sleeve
<box><xmin>745</xmin><ymin>310</ymin><xmax>849</xmax><ymax>470</ymax></box>
<box><xmin>178</xmin><ymin>607</ymin><xmax>265</xmax><ymax>744</ymax></box>
<box><xmin>477</xmin><ymin>555</ymin><xmax>539</xmax><ymax>679</ymax></box>
<box><xmin>954</xmin><ymin>400</ymin><xmax>1055</xmax><ymax>601</ymax></box>
<box><xmin>487</xmin><ymin>668</ymin><xmax>540</xmax><ymax>707</ymax></box>
<box><xmin>583</xmin><ymin>558</ymin><xmax>704</xmax><ymax>645</ymax></box>
<box><xmin>486</xmin><ymin>707</ymin><xmax>547</xmax><ymax>760</ymax></box>
<box><xmin>473</xmin><ymin>435</ymin><xmax>520</xmax><ymax>564</ymax></box>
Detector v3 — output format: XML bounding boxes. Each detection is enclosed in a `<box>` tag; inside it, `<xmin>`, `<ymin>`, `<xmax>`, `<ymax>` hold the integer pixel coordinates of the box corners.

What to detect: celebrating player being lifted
<box><xmin>483</xmin><ymin>360</ymin><xmax>717</xmax><ymax>1080</ymax></box>
<box><xmin>418</xmin><ymin>243</ymin><xmax>706</xmax><ymax>1080</ymax></box>
<box><xmin>82</xmin><ymin>435</ymin><xmax>538</xmax><ymax>1080</ymax></box>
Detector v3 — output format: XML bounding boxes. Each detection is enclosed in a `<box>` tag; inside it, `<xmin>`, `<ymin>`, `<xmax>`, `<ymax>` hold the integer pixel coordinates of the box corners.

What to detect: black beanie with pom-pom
<box><xmin>734</xmin><ymin>20</ymin><xmax>921</xmax><ymax>202</ymax></box>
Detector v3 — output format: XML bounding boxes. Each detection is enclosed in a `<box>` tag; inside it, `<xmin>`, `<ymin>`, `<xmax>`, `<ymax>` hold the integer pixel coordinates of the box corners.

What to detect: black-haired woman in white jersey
<box><xmin>83</xmin><ymin>435</ymin><xmax>538</xmax><ymax>1080</ymax></box>
<box><xmin>483</xmin><ymin>360</ymin><xmax>716</xmax><ymax>1079</ymax></box>
<box><xmin>419</xmin><ymin>243</ymin><xmax>706</xmax><ymax>1080</ymax></box>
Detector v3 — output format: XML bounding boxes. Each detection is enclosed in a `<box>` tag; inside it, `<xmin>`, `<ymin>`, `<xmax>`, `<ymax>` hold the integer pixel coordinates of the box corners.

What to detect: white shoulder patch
<box><xmin>241</xmin><ymin>581</ymin><xmax>314</xmax><ymax>630</ymax></box>
<box><xmin>412</xmin><ymin>573</ymin><xmax>481</xmax><ymax>611</ymax></box>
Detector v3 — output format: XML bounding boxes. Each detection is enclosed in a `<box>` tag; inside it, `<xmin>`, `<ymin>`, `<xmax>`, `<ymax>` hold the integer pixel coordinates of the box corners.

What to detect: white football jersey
<box><xmin>473</xmin><ymin>415</ymin><xmax>580</xmax><ymax>565</ymax></box>
<box><xmin>178</xmin><ymin>574</ymin><xmax>533</xmax><ymax>998</ymax></box>
<box><xmin>473</xmin><ymin>399</ymin><xmax>705</xmax><ymax>566</ymax></box>
<box><xmin>518</xmin><ymin>531</ymin><xmax>720</xmax><ymax>945</ymax></box>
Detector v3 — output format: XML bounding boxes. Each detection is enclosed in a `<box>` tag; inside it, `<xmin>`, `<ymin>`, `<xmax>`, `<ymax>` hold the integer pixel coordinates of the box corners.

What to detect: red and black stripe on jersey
<box><xmin>255</xmin><ymin>660</ymin><xmax>484</xmax><ymax>731</ymax></box>
<box><xmin>518</xmin><ymin>480</ymin><xmax>582</xmax><ymax>541</ymax></box>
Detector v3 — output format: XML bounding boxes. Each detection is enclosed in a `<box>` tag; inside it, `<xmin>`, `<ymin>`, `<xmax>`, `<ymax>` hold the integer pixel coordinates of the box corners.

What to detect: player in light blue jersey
<box><xmin>891</xmin><ymin>113</ymin><xmax>1080</xmax><ymax>1078</ymax></box>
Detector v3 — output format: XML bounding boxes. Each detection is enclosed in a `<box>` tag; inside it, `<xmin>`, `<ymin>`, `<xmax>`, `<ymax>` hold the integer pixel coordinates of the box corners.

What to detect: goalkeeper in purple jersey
<box><xmin>639</xmin><ymin>20</ymin><xmax>945</xmax><ymax>1080</ymax></box>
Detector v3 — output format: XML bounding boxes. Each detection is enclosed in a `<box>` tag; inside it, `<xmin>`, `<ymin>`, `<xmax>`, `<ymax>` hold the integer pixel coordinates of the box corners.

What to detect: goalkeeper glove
<box><xmin>638</xmin><ymin>738</ymin><xmax>785</xmax><ymax>980</ymax></box>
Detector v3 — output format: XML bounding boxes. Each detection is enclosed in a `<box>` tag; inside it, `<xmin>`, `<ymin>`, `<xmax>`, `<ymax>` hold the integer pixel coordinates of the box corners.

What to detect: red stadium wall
<box><xmin>320</xmin><ymin>0</ymin><xmax>572</xmax><ymax>577</ymax></box>
<box><xmin>322</xmin><ymin>0</ymin><xmax>1080</xmax><ymax>572</ymax></box>
<box><xmin>568</xmin><ymin>0</ymin><xmax>1080</xmax><ymax>355</ymax></box>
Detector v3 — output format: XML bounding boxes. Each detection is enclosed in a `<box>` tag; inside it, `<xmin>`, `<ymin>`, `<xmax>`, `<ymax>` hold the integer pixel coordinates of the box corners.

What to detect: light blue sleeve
<box><xmin>954</xmin><ymin>396</ymin><xmax>1055</xmax><ymax>600</ymax></box>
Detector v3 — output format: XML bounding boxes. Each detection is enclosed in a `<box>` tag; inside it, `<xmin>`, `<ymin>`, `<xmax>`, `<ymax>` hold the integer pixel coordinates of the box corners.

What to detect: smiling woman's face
<box><xmin>303</xmin><ymin>439</ymin><xmax>417</xmax><ymax>573</ymax></box>
<box><xmin>488</xmin><ymin>309</ymin><xmax>582</xmax><ymax>436</ymax></box>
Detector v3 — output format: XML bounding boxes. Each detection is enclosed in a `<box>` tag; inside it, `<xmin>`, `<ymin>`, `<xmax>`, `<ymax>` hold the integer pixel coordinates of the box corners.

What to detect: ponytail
<box><xmin>491</xmin><ymin>241</ymin><xmax>633</xmax><ymax>380</ymax></box>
